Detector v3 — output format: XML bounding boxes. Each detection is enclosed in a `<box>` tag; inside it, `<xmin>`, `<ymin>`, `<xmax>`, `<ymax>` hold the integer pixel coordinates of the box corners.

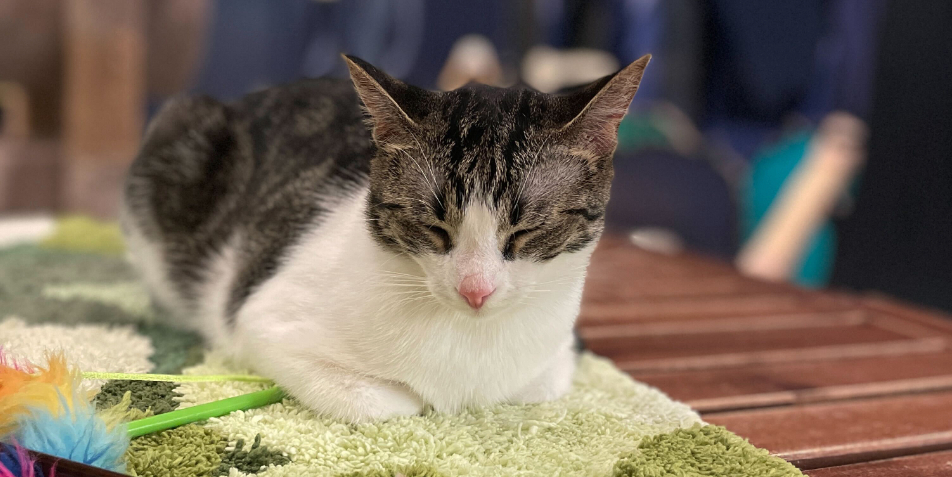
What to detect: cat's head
<box><xmin>345</xmin><ymin>54</ymin><xmax>650</xmax><ymax>316</ymax></box>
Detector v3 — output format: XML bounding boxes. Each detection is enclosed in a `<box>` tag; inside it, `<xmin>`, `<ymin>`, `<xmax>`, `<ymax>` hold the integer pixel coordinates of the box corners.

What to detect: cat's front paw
<box><xmin>272</xmin><ymin>359</ymin><xmax>426</xmax><ymax>423</ymax></box>
<box><xmin>361</xmin><ymin>381</ymin><xmax>427</xmax><ymax>421</ymax></box>
<box><xmin>512</xmin><ymin>373</ymin><xmax>572</xmax><ymax>404</ymax></box>
<box><xmin>511</xmin><ymin>346</ymin><xmax>577</xmax><ymax>404</ymax></box>
<box><xmin>293</xmin><ymin>375</ymin><xmax>425</xmax><ymax>423</ymax></box>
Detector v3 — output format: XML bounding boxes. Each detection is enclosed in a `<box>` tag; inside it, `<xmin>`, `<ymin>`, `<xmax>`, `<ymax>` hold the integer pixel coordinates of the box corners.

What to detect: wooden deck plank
<box><xmin>807</xmin><ymin>450</ymin><xmax>952</xmax><ymax>477</ymax></box>
<box><xmin>579</xmin><ymin>293</ymin><xmax>856</xmax><ymax>324</ymax></box>
<box><xmin>618</xmin><ymin>337</ymin><xmax>946</xmax><ymax>374</ymax></box>
<box><xmin>587</xmin><ymin>245</ymin><xmax>734</xmax><ymax>278</ymax></box>
<box><xmin>706</xmin><ymin>391</ymin><xmax>952</xmax><ymax>469</ymax></box>
<box><xmin>582</xmin><ymin>273</ymin><xmax>779</xmax><ymax>301</ymax></box>
<box><xmin>863</xmin><ymin>296</ymin><xmax>952</xmax><ymax>337</ymax></box>
<box><xmin>636</xmin><ymin>351</ymin><xmax>952</xmax><ymax>412</ymax></box>
<box><xmin>580</xmin><ymin>310</ymin><xmax>867</xmax><ymax>340</ymax></box>
<box><xmin>586</xmin><ymin>322</ymin><xmax>914</xmax><ymax>361</ymax></box>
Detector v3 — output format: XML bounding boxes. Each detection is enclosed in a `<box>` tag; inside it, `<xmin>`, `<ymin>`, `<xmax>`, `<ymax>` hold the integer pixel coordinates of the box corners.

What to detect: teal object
<box><xmin>742</xmin><ymin>131</ymin><xmax>836</xmax><ymax>288</ymax></box>
<box><xmin>617</xmin><ymin>114</ymin><xmax>670</xmax><ymax>152</ymax></box>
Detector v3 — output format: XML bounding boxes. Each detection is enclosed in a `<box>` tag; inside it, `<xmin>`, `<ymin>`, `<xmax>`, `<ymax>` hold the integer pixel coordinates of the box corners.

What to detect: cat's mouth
<box><xmin>435</xmin><ymin>291</ymin><xmax>490</xmax><ymax>316</ymax></box>
<box><xmin>440</xmin><ymin>288</ymin><xmax>525</xmax><ymax>319</ymax></box>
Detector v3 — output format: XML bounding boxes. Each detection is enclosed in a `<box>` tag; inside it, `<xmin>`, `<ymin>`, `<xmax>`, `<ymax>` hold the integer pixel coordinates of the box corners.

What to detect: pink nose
<box><xmin>458</xmin><ymin>276</ymin><xmax>495</xmax><ymax>309</ymax></box>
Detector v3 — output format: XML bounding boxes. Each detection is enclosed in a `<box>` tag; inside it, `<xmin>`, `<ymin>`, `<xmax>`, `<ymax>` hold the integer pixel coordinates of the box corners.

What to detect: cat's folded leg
<box><xmin>510</xmin><ymin>341</ymin><xmax>577</xmax><ymax>404</ymax></box>
<box><xmin>257</xmin><ymin>355</ymin><xmax>425</xmax><ymax>423</ymax></box>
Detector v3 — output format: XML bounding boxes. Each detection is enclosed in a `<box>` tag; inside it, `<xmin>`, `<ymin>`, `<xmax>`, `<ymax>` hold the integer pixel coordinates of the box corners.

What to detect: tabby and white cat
<box><xmin>121</xmin><ymin>54</ymin><xmax>650</xmax><ymax>422</ymax></box>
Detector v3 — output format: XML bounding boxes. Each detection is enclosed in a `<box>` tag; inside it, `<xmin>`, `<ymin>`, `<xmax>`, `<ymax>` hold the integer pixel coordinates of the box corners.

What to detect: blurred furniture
<box><xmin>0</xmin><ymin>81</ymin><xmax>60</xmax><ymax>212</ymax></box>
<box><xmin>736</xmin><ymin>112</ymin><xmax>867</xmax><ymax>284</ymax></box>
<box><xmin>437</xmin><ymin>35</ymin><xmax>504</xmax><ymax>91</ymax></box>
<box><xmin>580</xmin><ymin>235</ymin><xmax>952</xmax><ymax>475</ymax></box>
<box><xmin>0</xmin><ymin>0</ymin><xmax>62</xmax><ymax>213</ymax></box>
<box><xmin>60</xmin><ymin>0</ymin><xmax>147</xmax><ymax>218</ymax></box>
<box><xmin>607</xmin><ymin>147</ymin><xmax>738</xmax><ymax>259</ymax></box>
<box><xmin>0</xmin><ymin>0</ymin><xmax>210</xmax><ymax>218</ymax></box>
<box><xmin>0</xmin><ymin>0</ymin><xmax>64</xmax><ymax>138</ymax></box>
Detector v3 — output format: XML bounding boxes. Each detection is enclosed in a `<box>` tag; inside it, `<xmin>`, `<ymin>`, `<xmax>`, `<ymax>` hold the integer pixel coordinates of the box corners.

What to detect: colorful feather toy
<box><xmin>1</xmin><ymin>349</ymin><xmax>283</xmax><ymax>474</ymax></box>
<box><xmin>0</xmin><ymin>353</ymin><xmax>91</xmax><ymax>437</ymax></box>
<box><xmin>0</xmin><ymin>351</ymin><xmax>127</xmax><ymax>473</ymax></box>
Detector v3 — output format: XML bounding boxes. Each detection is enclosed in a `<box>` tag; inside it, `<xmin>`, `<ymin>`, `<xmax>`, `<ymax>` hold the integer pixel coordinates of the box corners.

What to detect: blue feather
<box><xmin>12</xmin><ymin>394</ymin><xmax>128</xmax><ymax>473</ymax></box>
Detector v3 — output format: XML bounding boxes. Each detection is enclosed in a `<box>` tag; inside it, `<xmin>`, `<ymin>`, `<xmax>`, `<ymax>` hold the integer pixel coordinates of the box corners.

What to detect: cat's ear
<box><xmin>343</xmin><ymin>54</ymin><xmax>432</xmax><ymax>147</ymax></box>
<box><xmin>559</xmin><ymin>54</ymin><xmax>651</xmax><ymax>158</ymax></box>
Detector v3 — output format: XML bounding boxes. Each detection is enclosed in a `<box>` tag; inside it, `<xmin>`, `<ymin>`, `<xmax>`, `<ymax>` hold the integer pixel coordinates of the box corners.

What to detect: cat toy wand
<box><xmin>1</xmin><ymin>355</ymin><xmax>286</xmax><ymax>475</ymax></box>
<box><xmin>80</xmin><ymin>371</ymin><xmax>285</xmax><ymax>437</ymax></box>
<box><xmin>126</xmin><ymin>386</ymin><xmax>285</xmax><ymax>437</ymax></box>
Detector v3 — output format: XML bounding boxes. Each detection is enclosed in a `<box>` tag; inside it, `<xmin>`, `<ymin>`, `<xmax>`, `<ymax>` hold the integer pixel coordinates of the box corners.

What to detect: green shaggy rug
<box><xmin>0</xmin><ymin>217</ymin><xmax>804</xmax><ymax>477</ymax></box>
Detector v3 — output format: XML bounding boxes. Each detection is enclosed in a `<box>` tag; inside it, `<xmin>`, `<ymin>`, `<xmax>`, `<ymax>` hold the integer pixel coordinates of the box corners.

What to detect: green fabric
<box><xmin>43</xmin><ymin>282</ymin><xmax>153</xmax><ymax>319</ymax></box>
<box><xmin>614</xmin><ymin>425</ymin><xmax>802</xmax><ymax>477</ymax></box>
<box><xmin>219</xmin><ymin>434</ymin><xmax>291</xmax><ymax>476</ymax></box>
<box><xmin>96</xmin><ymin>380</ymin><xmax>182</xmax><ymax>415</ymax></box>
<box><xmin>40</xmin><ymin>215</ymin><xmax>126</xmax><ymax>255</ymax></box>
<box><xmin>335</xmin><ymin>465</ymin><xmax>445</xmax><ymax>477</ymax></box>
<box><xmin>125</xmin><ymin>424</ymin><xmax>226</xmax><ymax>477</ymax></box>
<box><xmin>0</xmin><ymin>245</ymin><xmax>204</xmax><ymax>375</ymax></box>
<box><xmin>134</xmin><ymin>322</ymin><xmax>206</xmax><ymax>374</ymax></box>
<box><xmin>174</xmin><ymin>352</ymin><xmax>705</xmax><ymax>476</ymax></box>
<box><xmin>172</xmin><ymin>351</ymin><xmax>802</xmax><ymax>477</ymax></box>
<box><xmin>0</xmin><ymin>245</ymin><xmax>138</xmax><ymax>325</ymax></box>
<box><xmin>1</xmin><ymin>217</ymin><xmax>804</xmax><ymax>476</ymax></box>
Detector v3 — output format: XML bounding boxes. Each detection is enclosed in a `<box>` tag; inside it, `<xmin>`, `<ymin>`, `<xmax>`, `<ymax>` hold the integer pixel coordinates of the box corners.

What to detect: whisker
<box><xmin>378</xmin><ymin>272</ymin><xmax>427</xmax><ymax>279</ymax></box>
<box><xmin>379</xmin><ymin>276</ymin><xmax>428</xmax><ymax>284</ymax></box>
<box><xmin>402</xmin><ymin>128</ymin><xmax>444</xmax><ymax>210</ymax></box>
<box><xmin>517</xmin><ymin>134</ymin><xmax>551</xmax><ymax>203</ymax></box>
<box><xmin>397</xmin><ymin>136</ymin><xmax>443</xmax><ymax>212</ymax></box>
<box><xmin>379</xmin><ymin>271</ymin><xmax>426</xmax><ymax>278</ymax></box>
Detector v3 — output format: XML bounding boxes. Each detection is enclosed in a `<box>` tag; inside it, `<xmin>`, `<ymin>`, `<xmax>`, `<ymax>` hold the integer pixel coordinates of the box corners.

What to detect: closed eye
<box><xmin>427</xmin><ymin>225</ymin><xmax>452</xmax><ymax>252</ymax></box>
<box><xmin>503</xmin><ymin>226</ymin><xmax>540</xmax><ymax>261</ymax></box>
<box><xmin>376</xmin><ymin>202</ymin><xmax>405</xmax><ymax>211</ymax></box>
<box><xmin>561</xmin><ymin>208</ymin><xmax>603</xmax><ymax>221</ymax></box>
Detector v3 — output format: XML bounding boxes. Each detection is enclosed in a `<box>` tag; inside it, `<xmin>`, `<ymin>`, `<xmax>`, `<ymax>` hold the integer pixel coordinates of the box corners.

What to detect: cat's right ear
<box><xmin>557</xmin><ymin>54</ymin><xmax>651</xmax><ymax>159</ymax></box>
<box><xmin>343</xmin><ymin>55</ymin><xmax>433</xmax><ymax>147</ymax></box>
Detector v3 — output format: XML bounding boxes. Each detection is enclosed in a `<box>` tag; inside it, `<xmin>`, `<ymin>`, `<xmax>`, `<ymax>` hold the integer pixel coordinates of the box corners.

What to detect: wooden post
<box><xmin>0</xmin><ymin>81</ymin><xmax>59</xmax><ymax>213</ymax></box>
<box><xmin>61</xmin><ymin>0</ymin><xmax>146</xmax><ymax>218</ymax></box>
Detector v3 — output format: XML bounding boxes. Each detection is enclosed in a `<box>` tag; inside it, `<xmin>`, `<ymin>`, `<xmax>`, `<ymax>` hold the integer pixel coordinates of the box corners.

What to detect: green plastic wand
<box><xmin>126</xmin><ymin>386</ymin><xmax>285</xmax><ymax>438</ymax></box>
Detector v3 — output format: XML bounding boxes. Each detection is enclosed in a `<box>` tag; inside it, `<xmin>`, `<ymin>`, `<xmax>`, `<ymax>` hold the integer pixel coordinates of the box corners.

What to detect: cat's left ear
<box><xmin>559</xmin><ymin>54</ymin><xmax>651</xmax><ymax>158</ymax></box>
<box><xmin>343</xmin><ymin>54</ymin><xmax>434</xmax><ymax>147</ymax></box>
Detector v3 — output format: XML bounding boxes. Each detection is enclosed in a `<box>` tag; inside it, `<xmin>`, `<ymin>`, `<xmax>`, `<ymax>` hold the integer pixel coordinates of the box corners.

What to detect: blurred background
<box><xmin>1</xmin><ymin>0</ymin><xmax>950</xmax><ymax>312</ymax></box>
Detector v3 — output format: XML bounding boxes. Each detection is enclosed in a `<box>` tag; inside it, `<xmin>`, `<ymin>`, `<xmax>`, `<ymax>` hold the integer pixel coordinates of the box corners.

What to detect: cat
<box><xmin>120</xmin><ymin>54</ymin><xmax>650</xmax><ymax>423</ymax></box>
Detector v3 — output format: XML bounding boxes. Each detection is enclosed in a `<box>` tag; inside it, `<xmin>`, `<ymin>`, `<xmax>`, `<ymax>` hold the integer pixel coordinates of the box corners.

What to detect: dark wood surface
<box><xmin>807</xmin><ymin>451</ymin><xmax>952</xmax><ymax>477</ymax></box>
<box><xmin>578</xmin><ymin>236</ymin><xmax>952</xmax><ymax>476</ymax></box>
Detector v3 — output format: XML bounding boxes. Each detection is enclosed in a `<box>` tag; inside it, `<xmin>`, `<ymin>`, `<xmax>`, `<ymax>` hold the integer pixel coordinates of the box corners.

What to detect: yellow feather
<box><xmin>0</xmin><ymin>353</ymin><xmax>92</xmax><ymax>436</ymax></box>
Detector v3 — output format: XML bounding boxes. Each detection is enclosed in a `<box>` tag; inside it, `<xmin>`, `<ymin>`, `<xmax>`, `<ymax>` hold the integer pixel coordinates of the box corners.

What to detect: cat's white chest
<box><xmin>353</xmin><ymin>302</ymin><xmax>577</xmax><ymax>412</ymax></box>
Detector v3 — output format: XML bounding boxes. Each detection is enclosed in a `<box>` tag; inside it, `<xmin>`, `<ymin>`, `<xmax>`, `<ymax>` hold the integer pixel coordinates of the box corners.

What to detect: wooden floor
<box><xmin>579</xmin><ymin>236</ymin><xmax>952</xmax><ymax>476</ymax></box>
